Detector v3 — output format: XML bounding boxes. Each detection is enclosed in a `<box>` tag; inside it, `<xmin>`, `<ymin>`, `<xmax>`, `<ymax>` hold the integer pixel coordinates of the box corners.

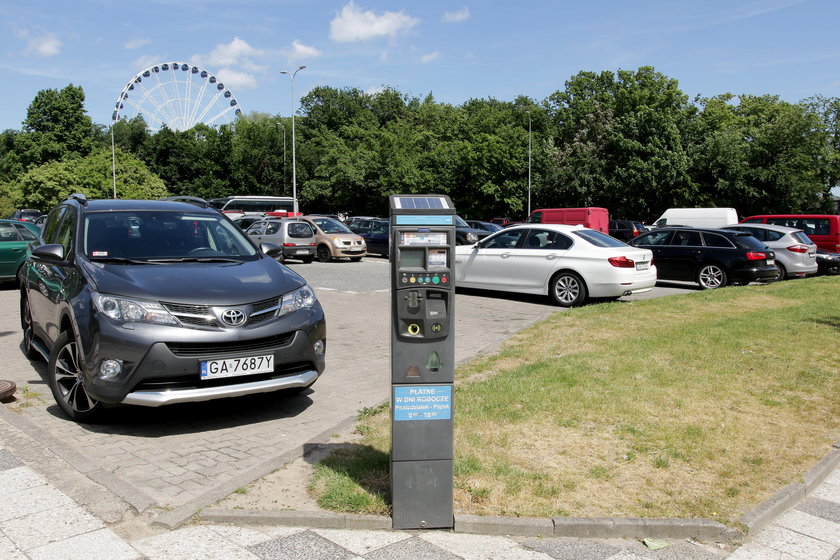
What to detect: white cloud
<box><xmin>284</xmin><ymin>40</ymin><xmax>321</xmax><ymax>63</ymax></box>
<box><xmin>189</xmin><ymin>37</ymin><xmax>268</xmax><ymax>90</ymax></box>
<box><xmin>442</xmin><ymin>6</ymin><xmax>470</xmax><ymax>23</ymax></box>
<box><xmin>420</xmin><ymin>51</ymin><xmax>440</xmax><ymax>63</ymax></box>
<box><xmin>215</xmin><ymin>67</ymin><xmax>259</xmax><ymax>90</ymax></box>
<box><xmin>191</xmin><ymin>37</ymin><xmax>264</xmax><ymax>69</ymax></box>
<box><xmin>124</xmin><ymin>38</ymin><xmax>151</xmax><ymax>50</ymax></box>
<box><xmin>330</xmin><ymin>1</ymin><xmax>419</xmax><ymax>42</ymax></box>
<box><xmin>18</xmin><ymin>29</ymin><xmax>62</xmax><ymax>57</ymax></box>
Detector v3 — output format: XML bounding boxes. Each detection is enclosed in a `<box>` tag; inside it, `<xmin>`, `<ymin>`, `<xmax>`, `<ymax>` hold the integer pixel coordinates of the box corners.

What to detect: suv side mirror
<box><xmin>31</xmin><ymin>243</ymin><xmax>65</xmax><ymax>261</ymax></box>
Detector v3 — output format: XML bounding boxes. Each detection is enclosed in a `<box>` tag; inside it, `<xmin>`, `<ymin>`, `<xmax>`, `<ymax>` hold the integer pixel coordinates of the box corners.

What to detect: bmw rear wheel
<box><xmin>47</xmin><ymin>331</ymin><xmax>102</xmax><ymax>422</ymax></box>
<box><xmin>550</xmin><ymin>271</ymin><xmax>587</xmax><ymax>307</ymax></box>
<box><xmin>697</xmin><ymin>264</ymin><xmax>727</xmax><ymax>289</ymax></box>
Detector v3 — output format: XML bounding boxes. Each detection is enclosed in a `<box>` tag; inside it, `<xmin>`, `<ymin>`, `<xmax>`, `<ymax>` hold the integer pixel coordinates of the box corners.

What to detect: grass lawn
<box><xmin>308</xmin><ymin>276</ymin><xmax>840</xmax><ymax>526</ymax></box>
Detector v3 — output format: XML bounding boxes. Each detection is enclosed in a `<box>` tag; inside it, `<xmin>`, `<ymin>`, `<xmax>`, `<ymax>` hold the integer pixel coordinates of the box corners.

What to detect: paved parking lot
<box><xmin>0</xmin><ymin>258</ymin><xmax>692</xmax><ymax>526</ymax></box>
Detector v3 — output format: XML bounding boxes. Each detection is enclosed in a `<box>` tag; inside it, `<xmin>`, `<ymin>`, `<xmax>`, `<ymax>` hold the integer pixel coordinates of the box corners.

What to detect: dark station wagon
<box><xmin>629</xmin><ymin>227</ymin><xmax>778</xmax><ymax>289</ymax></box>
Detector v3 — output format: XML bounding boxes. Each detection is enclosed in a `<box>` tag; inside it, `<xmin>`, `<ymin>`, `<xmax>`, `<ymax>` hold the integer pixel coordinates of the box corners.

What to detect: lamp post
<box><xmin>527</xmin><ymin>110</ymin><xmax>532</xmax><ymax>216</ymax></box>
<box><xmin>281</xmin><ymin>65</ymin><xmax>306</xmax><ymax>214</ymax></box>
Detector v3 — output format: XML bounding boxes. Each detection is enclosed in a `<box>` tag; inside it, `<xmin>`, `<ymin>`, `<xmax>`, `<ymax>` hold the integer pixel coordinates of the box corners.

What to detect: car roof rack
<box><xmin>159</xmin><ymin>196</ymin><xmax>209</xmax><ymax>208</ymax></box>
<box><xmin>66</xmin><ymin>193</ymin><xmax>88</xmax><ymax>205</ymax></box>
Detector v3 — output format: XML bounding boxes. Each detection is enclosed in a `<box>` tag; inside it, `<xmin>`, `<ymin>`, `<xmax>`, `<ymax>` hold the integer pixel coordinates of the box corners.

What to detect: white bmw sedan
<box><xmin>454</xmin><ymin>224</ymin><xmax>657</xmax><ymax>307</ymax></box>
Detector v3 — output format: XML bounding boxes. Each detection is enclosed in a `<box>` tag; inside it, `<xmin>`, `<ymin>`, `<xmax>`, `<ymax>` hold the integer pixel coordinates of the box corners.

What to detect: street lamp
<box><xmin>281</xmin><ymin>65</ymin><xmax>306</xmax><ymax>214</ymax></box>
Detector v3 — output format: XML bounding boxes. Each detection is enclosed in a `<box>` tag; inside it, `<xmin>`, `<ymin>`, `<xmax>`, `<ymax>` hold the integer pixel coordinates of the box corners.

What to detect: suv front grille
<box><xmin>161</xmin><ymin>295</ymin><xmax>282</xmax><ymax>329</ymax></box>
<box><xmin>165</xmin><ymin>333</ymin><xmax>295</xmax><ymax>357</ymax></box>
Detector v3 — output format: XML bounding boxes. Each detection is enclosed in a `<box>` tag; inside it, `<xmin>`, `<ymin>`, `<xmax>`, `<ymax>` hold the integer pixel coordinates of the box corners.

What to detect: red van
<box><xmin>526</xmin><ymin>207</ymin><xmax>609</xmax><ymax>233</ymax></box>
<box><xmin>740</xmin><ymin>214</ymin><xmax>840</xmax><ymax>253</ymax></box>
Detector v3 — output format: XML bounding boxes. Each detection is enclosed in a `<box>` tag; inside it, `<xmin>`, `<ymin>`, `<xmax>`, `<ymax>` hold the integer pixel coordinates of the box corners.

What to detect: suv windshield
<box><xmin>84</xmin><ymin>211</ymin><xmax>258</xmax><ymax>260</ymax></box>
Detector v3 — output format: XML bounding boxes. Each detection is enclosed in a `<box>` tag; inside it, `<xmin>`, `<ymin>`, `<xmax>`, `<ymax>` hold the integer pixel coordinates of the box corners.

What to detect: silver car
<box><xmin>724</xmin><ymin>224</ymin><xmax>817</xmax><ymax>280</ymax></box>
<box><xmin>246</xmin><ymin>218</ymin><xmax>316</xmax><ymax>263</ymax></box>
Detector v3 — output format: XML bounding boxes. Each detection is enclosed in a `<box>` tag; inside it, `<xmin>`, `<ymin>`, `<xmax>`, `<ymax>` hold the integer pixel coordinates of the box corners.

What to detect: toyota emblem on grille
<box><xmin>221</xmin><ymin>308</ymin><xmax>247</xmax><ymax>327</ymax></box>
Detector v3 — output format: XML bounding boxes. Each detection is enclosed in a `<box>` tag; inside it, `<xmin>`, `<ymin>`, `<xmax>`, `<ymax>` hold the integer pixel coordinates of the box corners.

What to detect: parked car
<box><xmin>344</xmin><ymin>216</ymin><xmax>382</xmax><ymax>232</ymax></box>
<box><xmin>608</xmin><ymin>220</ymin><xmax>647</xmax><ymax>241</ymax></box>
<box><xmin>359</xmin><ymin>220</ymin><xmax>390</xmax><ymax>257</ymax></box>
<box><xmin>455</xmin><ymin>215</ymin><xmax>492</xmax><ymax>245</ymax></box>
<box><xmin>8</xmin><ymin>209</ymin><xmax>43</xmax><ymax>223</ymax></box>
<box><xmin>740</xmin><ymin>214</ymin><xmax>840</xmax><ymax>253</ymax></box>
<box><xmin>465</xmin><ymin>220</ymin><xmax>503</xmax><ymax>233</ymax></box>
<box><xmin>816</xmin><ymin>249</ymin><xmax>840</xmax><ymax>275</ymax></box>
<box><xmin>454</xmin><ymin>224</ymin><xmax>656</xmax><ymax>307</ymax></box>
<box><xmin>19</xmin><ymin>194</ymin><xmax>326</xmax><ymax>422</ymax></box>
<box><xmin>629</xmin><ymin>227</ymin><xmax>777</xmax><ymax>289</ymax></box>
<box><xmin>300</xmin><ymin>216</ymin><xmax>367</xmax><ymax>262</ymax></box>
<box><xmin>0</xmin><ymin>219</ymin><xmax>40</xmax><ymax>284</ymax></box>
<box><xmin>231</xmin><ymin>215</ymin><xmax>263</xmax><ymax>231</ymax></box>
<box><xmin>653</xmin><ymin>207</ymin><xmax>739</xmax><ymax>228</ymax></box>
<box><xmin>347</xmin><ymin>217</ymin><xmax>386</xmax><ymax>235</ymax></box>
<box><xmin>723</xmin><ymin>224</ymin><xmax>817</xmax><ymax>280</ymax></box>
<box><xmin>245</xmin><ymin>218</ymin><xmax>316</xmax><ymax>263</ymax></box>
<box><xmin>527</xmin><ymin>207</ymin><xmax>609</xmax><ymax>233</ymax></box>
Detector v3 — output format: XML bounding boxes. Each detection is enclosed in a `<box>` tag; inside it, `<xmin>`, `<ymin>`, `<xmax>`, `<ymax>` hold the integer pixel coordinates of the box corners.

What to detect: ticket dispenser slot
<box><xmin>389</xmin><ymin>194</ymin><xmax>456</xmax><ymax>531</ymax></box>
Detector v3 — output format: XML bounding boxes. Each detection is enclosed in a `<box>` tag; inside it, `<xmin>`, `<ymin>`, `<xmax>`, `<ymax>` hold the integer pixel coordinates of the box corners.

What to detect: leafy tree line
<box><xmin>2</xmin><ymin>67</ymin><xmax>838</xmax><ymax>222</ymax></box>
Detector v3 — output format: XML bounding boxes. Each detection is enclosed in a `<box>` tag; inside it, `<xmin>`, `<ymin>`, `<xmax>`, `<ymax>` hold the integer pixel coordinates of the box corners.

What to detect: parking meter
<box><xmin>389</xmin><ymin>194</ymin><xmax>455</xmax><ymax>530</ymax></box>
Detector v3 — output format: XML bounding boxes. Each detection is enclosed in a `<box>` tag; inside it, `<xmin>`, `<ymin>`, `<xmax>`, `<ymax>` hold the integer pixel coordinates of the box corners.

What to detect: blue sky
<box><xmin>1</xmin><ymin>0</ymin><xmax>838</xmax><ymax>132</ymax></box>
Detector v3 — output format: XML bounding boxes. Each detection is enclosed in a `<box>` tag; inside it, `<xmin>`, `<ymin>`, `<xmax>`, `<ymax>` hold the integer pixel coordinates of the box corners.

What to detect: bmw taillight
<box><xmin>786</xmin><ymin>244</ymin><xmax>809</xmax><ymax>253</ymax></box>
<box><xmin>746</xmin><ymin>252</ymin><xmax>767</xmax><ymax>261</ymax></box>
<box><xmin>608</xmin><ymin>256</ymin><xmax>635</xmax><ymax>268</ymax></box>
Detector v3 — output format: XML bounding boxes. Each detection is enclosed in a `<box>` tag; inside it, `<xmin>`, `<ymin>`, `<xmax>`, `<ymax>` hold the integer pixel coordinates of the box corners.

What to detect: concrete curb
<box><xmin>739</xmin><ymin>443</ymin><xmax>840</xmax><ymax>535</ymax></box>
<box><xmin>197</xmin><ymin>439</ymin><xmax>840</xmax><ymax>544</ymax></box>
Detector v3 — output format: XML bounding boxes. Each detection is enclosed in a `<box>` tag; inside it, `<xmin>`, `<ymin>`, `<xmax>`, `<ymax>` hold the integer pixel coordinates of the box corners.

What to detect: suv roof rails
<box><xmin>159</xmin><ymin>196</ymin><xmax>210</xmax><ymax>208</ymax></box>
<box><xmin>66</xmin><ymin>193</ymin><xmax>88</xmax><ymax>205</ymax></box>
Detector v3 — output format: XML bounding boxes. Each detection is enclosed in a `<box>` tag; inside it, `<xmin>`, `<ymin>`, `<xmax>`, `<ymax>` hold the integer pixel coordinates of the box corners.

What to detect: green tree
<box><xmin>544</xmin><ymin>67</ymin><xmax>694</xmax><ymax>221</ymax></box>
<box><xmin>14</xmin><ymin>148</ymin><xmax>168</xmax><ymax>210</ymax></box>
<box><xmin>15</xmin><ymin>85</ymin><xmax>98</xmax><ymax>170</ymax></box>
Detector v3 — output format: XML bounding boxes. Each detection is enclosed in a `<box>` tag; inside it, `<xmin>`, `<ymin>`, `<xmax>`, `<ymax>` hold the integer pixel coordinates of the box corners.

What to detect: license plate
<box><xmin>201</xmin><ymin>355</ymin><xmax>274</xmax><ymax>380</ymax></box>
<box><xmin>295</xmin><ymin>249</ymin><xmax>310</xmax><ymax>255</ymax></box>
<box><xmin>635</xmin><ymin>262</ymin><xmax>650</xmax><ymax>271</ymax></box>
<box><xmin>767</xmin><ymin>258</ymin><xmax>775</xmax><ymax>265</ymax></box>
<box><xmin>349</xmin><ymin>247</ymin><xmax>362</xmax><ymax>252</ymax></box>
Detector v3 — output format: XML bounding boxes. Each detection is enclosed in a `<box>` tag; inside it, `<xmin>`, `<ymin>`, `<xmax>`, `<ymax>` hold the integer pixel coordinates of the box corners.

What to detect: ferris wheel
<box><xmin>112</xmin><ymin>62</ymin><xmax>242</xmax><ymax>131</ymax></box>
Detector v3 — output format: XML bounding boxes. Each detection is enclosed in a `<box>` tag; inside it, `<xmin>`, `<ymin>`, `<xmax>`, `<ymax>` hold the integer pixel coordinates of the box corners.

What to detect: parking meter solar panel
<box><xmin>389</xmin><ymin>194</ymin><xmax>455</xmax><ymax>530</ymax></box>
<box><xmin>391</xmin><ymin>196</ymin><xmax>451</xmax><ymax>209</ymax></box>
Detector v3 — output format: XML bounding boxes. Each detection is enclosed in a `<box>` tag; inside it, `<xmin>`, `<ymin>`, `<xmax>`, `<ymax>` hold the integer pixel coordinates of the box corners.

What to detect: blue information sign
<box><xmin>393</xmin><ymin>385</ymin><xmax>452</xmax><ymax>421</ymax></box>
<box><xmin>394</xmin><ymin>215</ymin><xmax>454</xmax><ymax>226</ymax></box>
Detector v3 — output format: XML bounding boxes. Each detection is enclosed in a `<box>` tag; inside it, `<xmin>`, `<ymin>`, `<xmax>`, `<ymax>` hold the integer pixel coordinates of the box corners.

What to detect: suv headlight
<box><xmin>92</xmin><ymin>293</ymin><xmax>179</xmax><ymax>325</ymax></box>
<box><xmin>332</xmin><ymin>237</ymin><xmax>344</xmax><ymax>248</ymax></box>
<box><xmin>466</xmin><ymin>232</ymin><xmax>478</xmax><ymax>243</ymax></box>
<box><xmin>277</xmin><ymin>284</ymin><xmax>317</xmax><ymax>317</ymax></box>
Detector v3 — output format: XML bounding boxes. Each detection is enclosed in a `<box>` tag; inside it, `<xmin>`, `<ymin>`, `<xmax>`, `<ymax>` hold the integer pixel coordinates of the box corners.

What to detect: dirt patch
<box><xmin>215</xmin><ymin>425</ymin><xmax>363</xmax><ymax>511</ymax></box>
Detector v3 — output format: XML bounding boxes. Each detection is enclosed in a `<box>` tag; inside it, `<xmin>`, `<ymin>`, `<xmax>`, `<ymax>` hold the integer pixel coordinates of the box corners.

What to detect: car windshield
<box><xmin>572</xmin><ymin>229</ymin><xmax>628</xmax><ymax>248</ymax></box>
<box><xmin>314</xmin><ymin>217</ymin><xmax>353</xmax><ymax>234</ymax></box>
<box><xmin>84</xmin><ymin>211</ymin><xmax>258</xmax><ymax>261</ymax></box>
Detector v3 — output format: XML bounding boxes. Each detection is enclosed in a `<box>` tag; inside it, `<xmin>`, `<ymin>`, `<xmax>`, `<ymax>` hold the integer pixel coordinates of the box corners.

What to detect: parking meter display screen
<box><xmin>399</xmin><ymin>248</ymin><xmax>424</xmax><ymax>269</ymax></box>
<box><xmin>400</xmin><ymin>232</ymin><xmax>448</xmax><ymax>246</ymax></box>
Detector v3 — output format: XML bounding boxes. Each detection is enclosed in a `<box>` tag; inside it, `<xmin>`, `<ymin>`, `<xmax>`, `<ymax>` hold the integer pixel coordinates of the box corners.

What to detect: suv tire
<box><xmin>48</xmin><ymin>331</ymin><xmax>102</xmax><ymax>422</ymax></box>
<box><xmin>20</xmin><ymin>295</ymin><xmax>41</xmax><ymax>361</ymax></box>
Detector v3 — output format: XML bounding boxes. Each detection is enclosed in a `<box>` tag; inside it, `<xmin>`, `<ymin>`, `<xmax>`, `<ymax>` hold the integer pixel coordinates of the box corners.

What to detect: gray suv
<box><xmin>19</xmin><ymin>195</ymin><xmax>326</xmax><ymax>422</ymax></box>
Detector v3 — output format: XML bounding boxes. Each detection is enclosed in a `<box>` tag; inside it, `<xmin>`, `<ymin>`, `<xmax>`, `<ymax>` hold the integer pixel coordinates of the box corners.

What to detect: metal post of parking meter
<box><xmin>389</xmin><ymin>194</ymin><xmax>456</xmax><ymax>530</ymax></box>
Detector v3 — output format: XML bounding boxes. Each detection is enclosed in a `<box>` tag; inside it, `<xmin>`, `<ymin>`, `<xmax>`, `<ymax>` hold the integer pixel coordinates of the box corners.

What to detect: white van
<box><xmin>653</xmin><ymin>208</ymin><xmax>738</xmax><ymax>228</ymax></box>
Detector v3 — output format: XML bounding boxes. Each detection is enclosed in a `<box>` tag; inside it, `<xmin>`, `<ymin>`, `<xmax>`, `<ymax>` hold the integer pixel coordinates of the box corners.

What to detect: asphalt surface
<box><xmin>1</xmin><ymin>258</ymin><xmax>837</xmax><ymax>559</ymax></box>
